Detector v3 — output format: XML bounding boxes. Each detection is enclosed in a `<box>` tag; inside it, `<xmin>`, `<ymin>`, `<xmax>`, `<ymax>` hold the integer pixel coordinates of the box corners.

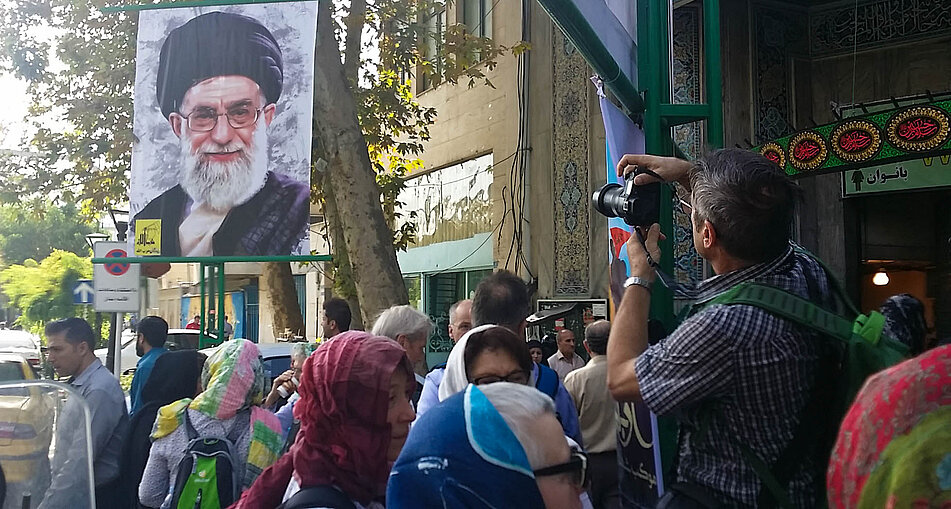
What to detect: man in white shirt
<box><xmin>547</xmin><ymin>329</ymin><xmax>586</xmax><ymax>381</ymax></box>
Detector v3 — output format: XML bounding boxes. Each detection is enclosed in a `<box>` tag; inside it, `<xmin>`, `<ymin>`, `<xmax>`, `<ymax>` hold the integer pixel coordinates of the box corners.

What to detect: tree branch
<box><xmin>343</xmin><ymin>0</ymin><xmax>366</xmax><ymax>85</ymax></box>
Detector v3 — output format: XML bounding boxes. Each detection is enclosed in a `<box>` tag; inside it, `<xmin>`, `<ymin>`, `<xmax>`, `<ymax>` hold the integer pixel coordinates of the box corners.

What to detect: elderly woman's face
<box><xmin>467</xmin><ymin>349</ymin><xmax>529</xmax><ymax>386</ymax></box>
<box><xmin>387</xmin><ymin>369</ymin><xmax>416</xmax><ymax>463</ymax></box>
<box><xmin>398</xmin><ymin>333</ymin><xmax>427</xmax><ymax>365</ymax></box>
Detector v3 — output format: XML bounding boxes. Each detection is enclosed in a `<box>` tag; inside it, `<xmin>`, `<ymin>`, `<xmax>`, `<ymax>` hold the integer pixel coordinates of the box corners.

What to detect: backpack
<box><xmin>277</xmin><ymin>485</ymin><xmax>356</xmax><ymax>509</ymax></box>
<box><xmin>534</xmin><ymin>363</ymin><xmax>559</xmax><ymax>400</ymax></box>
<box><xmin>169</xmin><ymin>409</ymin><xmax>249</xmax><ymax>509</ymax></box>
<box><xmin>686</xmin><ymin>255</ymin><xmax>908</xmax><ymax>508</ymax></box>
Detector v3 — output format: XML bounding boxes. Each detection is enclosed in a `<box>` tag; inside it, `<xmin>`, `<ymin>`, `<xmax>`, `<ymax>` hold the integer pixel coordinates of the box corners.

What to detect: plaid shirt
<box><xmin>635</xmin><ymin>244</ymin><xmax>835</xmax><ymax>507</ymax></box>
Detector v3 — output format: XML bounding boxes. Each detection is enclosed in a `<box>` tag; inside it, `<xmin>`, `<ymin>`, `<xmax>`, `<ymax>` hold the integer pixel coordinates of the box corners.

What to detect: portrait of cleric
<box><xmin>130</xmin><ymin>5</ymin><xmax>317</xmax><ymax>256</ymax></box>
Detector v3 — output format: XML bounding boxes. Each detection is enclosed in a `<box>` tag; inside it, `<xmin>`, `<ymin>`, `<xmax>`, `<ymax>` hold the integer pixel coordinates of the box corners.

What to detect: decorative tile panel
<box><xmin>552</xmin><ymin>28</ymin><xmax>591</xmax><ymax>296</ymax></box>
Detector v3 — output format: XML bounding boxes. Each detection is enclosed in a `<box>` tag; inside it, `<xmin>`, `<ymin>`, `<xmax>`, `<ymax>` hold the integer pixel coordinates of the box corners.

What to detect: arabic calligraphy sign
<box><xmin>755</xmin><ymin>100</ymin><xmax>951</xmax><ymax>178</ymax></box>
<box><xmin>842</xmin><ymin>155</ymin><xmax>951</xmax><ymax>196</ymax></box>
<box><xmin>94</xmin><ymin>242</ymin><xmax>140</xmax><ymax>313</ymax></box>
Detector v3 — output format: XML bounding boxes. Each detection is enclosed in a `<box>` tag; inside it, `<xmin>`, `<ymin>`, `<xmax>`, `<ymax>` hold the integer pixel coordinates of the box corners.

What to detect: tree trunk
<box><xmin>321</xmin><ymin>175</ymin><xmax>365</xmax><ymax>329</ymax></box>
<box><xmin>313</xmin><ymin>0</ymin><xmax>409</xmax><ymax>321</ymax></box>
<box><xmin>262</xmin><ymin>262</ymin><xmax>305</xmax><ymax>338</ymax></box>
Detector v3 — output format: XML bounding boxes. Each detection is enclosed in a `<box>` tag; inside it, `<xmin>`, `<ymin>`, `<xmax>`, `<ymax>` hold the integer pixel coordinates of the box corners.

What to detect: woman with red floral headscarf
<box><xmin>232</xmin><ymin>331</ymin><xmax>416</xmax><ymax>508</ymax></box>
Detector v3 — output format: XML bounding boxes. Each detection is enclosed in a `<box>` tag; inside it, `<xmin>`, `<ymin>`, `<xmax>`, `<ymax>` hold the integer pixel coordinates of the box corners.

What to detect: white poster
<box><xmin>130</xmin><ymin>3</ymin><xmax>317</xmax><ymax>256</ymax></box>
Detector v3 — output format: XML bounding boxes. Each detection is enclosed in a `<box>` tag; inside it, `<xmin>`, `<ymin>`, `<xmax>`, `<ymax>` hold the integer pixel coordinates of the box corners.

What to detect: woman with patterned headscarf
<box><xmin>879</xmin><ymin>293</ymin><xmax>929</xmax><ymax>355</ymax></box>
<box><xmin>233</xmin><ymin>331</ymin><xmax>417</xmax><ymax>508</ymax></box>
<box><xmin>827</xmin><ymin>344</ymin><xmax>951</xmax><ymax>508</ymax></box>
<box><xmin>138</xmin><ymin>339</ymin><xmax>283</xmax><ymax>508</ymax></box>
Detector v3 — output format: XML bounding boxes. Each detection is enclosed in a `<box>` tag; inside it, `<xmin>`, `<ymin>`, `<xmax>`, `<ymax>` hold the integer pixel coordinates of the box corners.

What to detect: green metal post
<box><xmin>703</xmin><ymin>0</ymin><xmax>724</xmax><ymax>147</ymax></box>
<box><xmin>639</xmin><ymin>0</ymin><xmax>675</xmax><ymax>326</ymax></box>
<box><xmin>199</xmin><ymin>262</ymin><xmax>206</xmax><ymax>348</ymax></box>
<box><xmin>217</xmin><ymin>263</ymin><xmax>226</xmax><ymax>342</ymax></box>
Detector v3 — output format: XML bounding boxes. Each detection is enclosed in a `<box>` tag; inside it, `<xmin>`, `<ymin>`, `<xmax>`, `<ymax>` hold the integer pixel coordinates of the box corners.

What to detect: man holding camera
<box><xmin>606</xmin><ymin>149</ymin><xmax>835</xmax><ymax>507</ymax></box>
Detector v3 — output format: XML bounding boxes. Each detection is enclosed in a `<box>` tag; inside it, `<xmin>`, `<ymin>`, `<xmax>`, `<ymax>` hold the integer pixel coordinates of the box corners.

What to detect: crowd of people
<box><xmin>31</xmin><ymin>148</ymin><xmax>950</xmax><ymax>508</ymax></box>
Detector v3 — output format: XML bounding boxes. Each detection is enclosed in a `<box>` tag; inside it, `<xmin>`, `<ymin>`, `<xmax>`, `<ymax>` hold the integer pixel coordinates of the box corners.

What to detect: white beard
<box><xmin>179</xmin><ymin>117</ymin><xmax>269</xmax><ymax>212</ymax></box>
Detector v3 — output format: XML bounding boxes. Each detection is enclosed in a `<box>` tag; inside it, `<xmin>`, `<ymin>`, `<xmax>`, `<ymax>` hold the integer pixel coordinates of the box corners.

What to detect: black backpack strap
<box><xmin>183</xmin><ymin>408</ymin><xmax>199</xmax><ymax>441</ymax></box>
<box><xmin>278</xmin><ymin>485</ymin><xmax>356</xmax><ymax>509</ymax></box>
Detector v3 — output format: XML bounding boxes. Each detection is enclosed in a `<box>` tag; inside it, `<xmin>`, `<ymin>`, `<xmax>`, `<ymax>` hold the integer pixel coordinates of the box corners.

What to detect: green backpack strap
<box><xmin>705</xmin><ymin>282</ymin><xmax>855</xmax><ymax>342</ymax></box>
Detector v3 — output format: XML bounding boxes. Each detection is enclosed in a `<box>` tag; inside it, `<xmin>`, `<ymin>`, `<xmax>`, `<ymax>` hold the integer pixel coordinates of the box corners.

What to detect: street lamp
<box><xmin>85</xmin><ymin>232</ymin><xmax>109</xmax><ymax>250</ymax></box>
<box><xmin>109</xmin><ymin>209</ymin><xmax>129</xmax><ymax>242</ymax></box>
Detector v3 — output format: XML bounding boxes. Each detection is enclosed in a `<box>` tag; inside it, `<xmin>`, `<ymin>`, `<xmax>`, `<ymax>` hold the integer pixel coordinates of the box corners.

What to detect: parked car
<box><xmin>95</xmin><ymin>329</ymin><xmax>216</xmax><ymax>374</ymax></box>
<box><xmin>0</xmin><ymin>331</ymin><xmax>42</xmax><ymax>370</ymax></box>
<box><xmin>0</xmin><ymin>354</ymin><xmax>54</xmax><ymax>498</ymax></box>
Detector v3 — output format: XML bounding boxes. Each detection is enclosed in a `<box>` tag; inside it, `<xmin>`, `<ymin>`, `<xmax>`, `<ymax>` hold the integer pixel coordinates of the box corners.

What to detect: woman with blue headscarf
<box><xmin>388</xmin><ymin>382</ymin><xmax>586</xmax><ymax>509</ymax></box>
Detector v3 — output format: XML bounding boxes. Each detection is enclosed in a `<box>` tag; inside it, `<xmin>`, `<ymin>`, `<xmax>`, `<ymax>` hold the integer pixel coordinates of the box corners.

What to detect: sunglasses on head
<box><xmin>533</xmin><ymin>450</ymin><xmax>588</xmax><ymax>488</ymax></box>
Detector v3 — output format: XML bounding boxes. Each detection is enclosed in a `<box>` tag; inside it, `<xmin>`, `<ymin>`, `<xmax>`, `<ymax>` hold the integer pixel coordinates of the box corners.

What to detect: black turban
<box><xmin>156</xmin><ymin>11</ymin><xmax>283</xmax><ymax>119</ymax></box>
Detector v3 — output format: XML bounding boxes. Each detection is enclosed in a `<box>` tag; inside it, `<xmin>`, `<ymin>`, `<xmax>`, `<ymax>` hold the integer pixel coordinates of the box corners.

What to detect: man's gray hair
<box><xmin>449</xmin><ymin>299</ymin><xmax>471</xmax><ymax>323</ymax></box>
<box><xmin>689</xmin><ymin>148</ymin><xmax>802</xmax><ymax>263</ymax></box>
<box><xmin>372</xmin><ymin>305</ymin><xmax>434</xmax><ymax>341</ymax></box>
<box><xmin>290</xmin><ymin>342</ymin><xmax>312</xmax><ymax>362</ymax></box>
<box><xmin>478</xmin><ymin>382</ymin><xmax>556</xmax><ymax>469</ymax></box>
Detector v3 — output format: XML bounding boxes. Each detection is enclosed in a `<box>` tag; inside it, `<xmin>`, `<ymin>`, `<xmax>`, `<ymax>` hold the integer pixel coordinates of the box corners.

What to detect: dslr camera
<box><xmin>592</xmin><ymin>168</ymin><xmax>661</xmax><ymax>226</ymax></box>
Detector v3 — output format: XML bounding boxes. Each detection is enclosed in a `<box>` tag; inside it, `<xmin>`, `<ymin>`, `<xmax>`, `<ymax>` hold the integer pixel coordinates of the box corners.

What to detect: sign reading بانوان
<box><xmin>94</xmin><ymin>242</ymin><xmax>140</xmax><ymax>312</ymax></box>
<box><xmin>842</xmin><ymin>155</ymin><xmax>951</xmax><ymax>196</ymax></box>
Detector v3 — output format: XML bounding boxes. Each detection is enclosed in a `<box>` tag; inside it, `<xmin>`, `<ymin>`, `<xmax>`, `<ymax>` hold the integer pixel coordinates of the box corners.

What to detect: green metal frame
<box><xmin>91</xmin><ymin>254</ymin><xmax>332</xmax><ymax>348</ymax></box>
<box><xmin>636</xmin><ymin>0</ymin><xmax>723</xmax><ymax>325</ymax></box>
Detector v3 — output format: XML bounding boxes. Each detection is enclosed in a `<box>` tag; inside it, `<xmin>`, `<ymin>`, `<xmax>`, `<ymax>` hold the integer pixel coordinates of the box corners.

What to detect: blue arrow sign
<box><xmin>73</xmin><ymin>280</ymin><xmax>94</xmax><ymax>305</ymax></box>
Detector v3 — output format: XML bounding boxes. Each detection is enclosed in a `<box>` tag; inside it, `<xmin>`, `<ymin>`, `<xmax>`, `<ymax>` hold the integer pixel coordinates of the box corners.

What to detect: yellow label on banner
<box><xmin>134</xmin><ymin>219</ymin><xmax>162</xmax><ymax>255</ymax></box>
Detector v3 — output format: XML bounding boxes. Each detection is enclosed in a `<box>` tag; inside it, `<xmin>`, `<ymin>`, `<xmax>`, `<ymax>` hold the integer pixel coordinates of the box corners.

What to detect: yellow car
<box><xmin>0</xmin><ymin>353</ymin><xmax>54</xmax><ymax>489</ymax></box>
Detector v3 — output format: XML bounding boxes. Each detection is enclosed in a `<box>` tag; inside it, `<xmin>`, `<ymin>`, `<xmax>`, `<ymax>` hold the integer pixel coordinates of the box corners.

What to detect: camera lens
<box><xmin>592</xmin><ymin>183</ymin><xmax>626</xmax><ymax>219</ymax></box>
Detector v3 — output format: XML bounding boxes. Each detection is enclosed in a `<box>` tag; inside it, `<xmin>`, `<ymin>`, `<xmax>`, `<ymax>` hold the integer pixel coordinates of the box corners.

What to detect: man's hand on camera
<box><xmin>626</xmin><ymin>223</ymin><xmax>664</xmax><ymax>283</ymax></box>
<box><xmin>616</xmin><ymin>154</ymin><xmax>694</xmax><ymax>190</ymax></box>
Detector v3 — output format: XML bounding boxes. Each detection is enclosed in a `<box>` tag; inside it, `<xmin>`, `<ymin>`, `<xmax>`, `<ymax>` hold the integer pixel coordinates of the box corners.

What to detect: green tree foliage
<box><xmin>0</xmin><ymin>1</ymin><xmax>134</xmax><ymax>209</ymax></box>
<box><xmin>0</xmin><ymin>201</ymin><xmax>96</xmax><ymax>265</ymax></box>
<box><xmin>0</xmin><ymin>250</ymin><xmax>91</xmax><ymax>332</ymax></box>
<box><xmin>0</xmin><ymin>0</ymin><xmax>523</xmax><ymax>324</ymax></box>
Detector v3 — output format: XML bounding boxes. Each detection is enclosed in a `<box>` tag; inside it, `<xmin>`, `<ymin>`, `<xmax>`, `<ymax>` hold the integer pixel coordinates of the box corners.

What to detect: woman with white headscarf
<box><xmin>438</xmin><ymin>325</ymin><xmax>534</xmax><ymax>401</ymax></box>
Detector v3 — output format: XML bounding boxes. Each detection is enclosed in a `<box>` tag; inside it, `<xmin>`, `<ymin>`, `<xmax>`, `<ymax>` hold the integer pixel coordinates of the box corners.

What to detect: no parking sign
<box><xmin>94</xmin><ymin>242</ymin><xmax>140</xmax><ymax>312</ymax></box>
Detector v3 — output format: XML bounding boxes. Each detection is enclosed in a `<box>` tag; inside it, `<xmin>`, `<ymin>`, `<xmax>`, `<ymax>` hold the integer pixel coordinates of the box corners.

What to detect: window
<box><xmin>420</xmin><ymin>5</ymin><xmax>447</xmax><ymax>92</ymax></box>
<box><xmin>463</xmin><ymin>0</ymin><xmax>492</xmax><ymax>39</ymax></box>
<box><xmin>397</xmin><ymin>153</ymin><xmax>493</xmax><ymax>248</ymax></box>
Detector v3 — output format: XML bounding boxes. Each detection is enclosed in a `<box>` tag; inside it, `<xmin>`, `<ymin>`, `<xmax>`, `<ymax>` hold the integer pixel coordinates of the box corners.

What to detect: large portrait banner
<box><xmin>130</xmin><ymin>2</ymin><xmax>317</xmax><ymax>257</ymax></box>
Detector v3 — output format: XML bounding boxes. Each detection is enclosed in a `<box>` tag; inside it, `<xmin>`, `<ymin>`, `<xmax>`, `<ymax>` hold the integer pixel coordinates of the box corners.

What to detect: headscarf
<box><xmin>439</xmin><ymin>324</ymin><xmax>497</xmax><ymax>401</ymax></box>
<box><xmin>156</xmin><ymin>11</ymin><xmax>283</xmax><ymax>118</ymax></box>
<box><xmin>234</xmin><ymin>331</ymin><xmax>415</xmax><ymax>508</ymax></box>
<box><xmin>879</xmin><ymin>293</ymin><xmax>928</xmax><ymax>355</ymax></box>
<box><xmin>827</xmin><ymin>344</ymin><xmax>951</xmax><ymax>508</ymax></box>
<box><xmin>387</xmin><ymin>384</ymin><xmax>545</xmax><ymax>508</ymax></box>
<box><xmin>152</xmin><ymin>339</ymin><xmax>283</xmax><ymax>487</ymax></box>
<box><xmin>141</xmin><ymin>350</ymin><xmax>204</xmax><ymax>406</ymax></box>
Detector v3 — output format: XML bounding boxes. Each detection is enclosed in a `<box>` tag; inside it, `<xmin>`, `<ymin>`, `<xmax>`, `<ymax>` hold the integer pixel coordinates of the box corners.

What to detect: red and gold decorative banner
<box><xmin>755</xmin><ymin>101</ymin><xmax>951</xmax><ymax>178</ymax></box>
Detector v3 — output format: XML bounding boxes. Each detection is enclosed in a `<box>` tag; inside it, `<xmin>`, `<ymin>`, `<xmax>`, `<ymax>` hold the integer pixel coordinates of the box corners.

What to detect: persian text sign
<box><xmin>94</xmin><ymin>242</ymin><xmax>140</xmax><ymax>313</ymax></box>
<box><xmin>842</xmin><ymin>155</ymin><xmax>951</xmax><ymax>195</ymax></box>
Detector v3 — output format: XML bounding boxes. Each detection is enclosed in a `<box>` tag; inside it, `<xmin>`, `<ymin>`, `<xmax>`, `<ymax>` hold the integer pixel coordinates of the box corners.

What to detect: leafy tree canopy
<box><xmin>0</xmin><ymin>201</ymin><xmax>97</xmax><ymax>265</ymax></box>
<box><xmin>0</xmin><ymin>250</ymin><xmax>91</xmax><ymax>332</ymax></box>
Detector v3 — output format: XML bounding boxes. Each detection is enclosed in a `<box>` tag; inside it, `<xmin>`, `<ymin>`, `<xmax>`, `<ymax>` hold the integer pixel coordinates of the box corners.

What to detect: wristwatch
<box><xmin>623</xmin><ymin>276</ymin><xmax>652</xmax><ymax>292</ymax></box>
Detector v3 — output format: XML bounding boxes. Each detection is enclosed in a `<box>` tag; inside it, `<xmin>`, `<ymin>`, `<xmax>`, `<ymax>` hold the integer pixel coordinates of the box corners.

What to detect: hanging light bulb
<box><xmin>872</xmin><ymin>269</ymin><xmax>889</xmax><ymax>286</ymax></box>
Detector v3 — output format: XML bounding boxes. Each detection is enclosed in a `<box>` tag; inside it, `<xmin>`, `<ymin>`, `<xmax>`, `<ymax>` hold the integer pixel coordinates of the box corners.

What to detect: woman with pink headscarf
<box><xmin>233</xmin><ymin>331</ymin><xmax>417</xmax><ymax>508</ymax></box>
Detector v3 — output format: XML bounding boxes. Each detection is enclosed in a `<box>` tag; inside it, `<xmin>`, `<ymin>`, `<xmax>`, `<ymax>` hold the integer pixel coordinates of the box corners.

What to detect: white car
<box><xmin>95</xmin><ymin>328</ymin><xmax>211</xmax><ymax>374</ymax></box>
<box><xmin>0</xmin><ymin>330</ymin><xmax>42</xmax><ymax>370</ymax></box>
